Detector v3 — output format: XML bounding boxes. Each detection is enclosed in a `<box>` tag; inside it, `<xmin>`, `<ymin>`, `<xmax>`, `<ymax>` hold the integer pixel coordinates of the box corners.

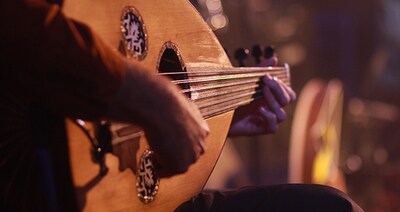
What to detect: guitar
<box><xmin>62</xmin><ymin>0</ymin><xmax>291</xmax><ymax>211</ymax></box>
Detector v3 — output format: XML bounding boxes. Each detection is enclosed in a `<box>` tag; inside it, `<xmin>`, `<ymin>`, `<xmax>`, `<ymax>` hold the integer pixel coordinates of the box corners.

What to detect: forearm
<box><xmin>107</xmin><ymin>61</ymin><xmax>200</xmax><ymax>131</ymax></box>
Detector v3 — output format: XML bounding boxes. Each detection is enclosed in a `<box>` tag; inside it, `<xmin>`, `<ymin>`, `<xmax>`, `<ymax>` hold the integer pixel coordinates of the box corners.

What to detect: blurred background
<box><xmin>190</xmin><ymin>0</ymin><xmax>400</xmax><ymax>211</ymax></box>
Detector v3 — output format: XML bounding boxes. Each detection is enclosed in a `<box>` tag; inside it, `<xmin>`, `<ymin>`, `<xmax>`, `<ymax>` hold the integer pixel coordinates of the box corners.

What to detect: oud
<box><xmin>62</xmin><ymin>0</ymin><xmax>291</xmax><ymax>211</ymax></box>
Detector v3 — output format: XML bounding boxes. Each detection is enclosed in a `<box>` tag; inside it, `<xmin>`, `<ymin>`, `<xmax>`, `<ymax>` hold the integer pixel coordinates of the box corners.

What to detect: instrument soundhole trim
<box><xmin>158</xmin><ymin>41</ymin><xmax>191</xmax><ymax>98</ymax></box>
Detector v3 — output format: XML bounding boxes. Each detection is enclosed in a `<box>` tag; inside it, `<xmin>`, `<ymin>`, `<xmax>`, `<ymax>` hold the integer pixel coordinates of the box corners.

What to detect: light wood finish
<box><xmin>63</xmin><ymin>0</ymin><xmax>233</xmax><ymax>211</ymax></box>
<box><xmin>66</xmin><ymin>114</ymin><xmax>231</xmax><ymax>211</ymax></box>
<box><xmin>63</xmin><ymin>0</ymin><xmax>290</xmax><ymax>211</ymax></box>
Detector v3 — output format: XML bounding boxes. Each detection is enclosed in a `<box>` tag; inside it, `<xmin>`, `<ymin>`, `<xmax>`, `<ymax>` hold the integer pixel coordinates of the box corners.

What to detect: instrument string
<box><xmin>171</xmin><ymin>72</ymin><xmax>288</xmax><ymax>85</ymax></box>
<box><xmin>157</xmin><ymin>65</ymin><xmax>291</xmax><ymax>118</ymax></box>
<box><xmin>158</xmin><ymin>66</ymin><xmax>287</xmax><ymax>76</ymax></box>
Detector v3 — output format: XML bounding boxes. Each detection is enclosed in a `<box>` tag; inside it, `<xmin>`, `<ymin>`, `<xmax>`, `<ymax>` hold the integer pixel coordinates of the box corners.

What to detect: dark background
<box><xmin>192</xmin><ymin>0</ymin><xmax>400</xmax><ymax>211</ymax></box>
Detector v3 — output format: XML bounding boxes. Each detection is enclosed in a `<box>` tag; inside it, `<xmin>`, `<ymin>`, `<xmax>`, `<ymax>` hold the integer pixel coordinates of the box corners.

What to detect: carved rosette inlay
<box><xmin>121</xmin><ymin>6</ymin><xmax>148</xmax><ymax>60</ymax></box>
<box><xmin>136</xmin><ymin>150</ymin><xmax>159</xmax><ymax>204</ymax></box>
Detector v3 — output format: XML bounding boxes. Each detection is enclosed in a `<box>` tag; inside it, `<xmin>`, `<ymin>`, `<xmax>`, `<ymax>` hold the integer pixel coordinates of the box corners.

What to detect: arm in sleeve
<box><xmin>2</xmin><ymin>0</ymin><xmax>203</xmax><ymax>130</ymax></box>
<box><xmin>1</xmin><ymin>0</ymin><xmax>131</xmax><ymax>120</ymax></box>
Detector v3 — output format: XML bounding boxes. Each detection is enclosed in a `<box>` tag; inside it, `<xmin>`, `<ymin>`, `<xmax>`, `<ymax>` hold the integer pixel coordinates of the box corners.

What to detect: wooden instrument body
<box><xmin>63</xmin><ymin>0</ymin><xmax>234</xmax><ymax>211</ymax></box>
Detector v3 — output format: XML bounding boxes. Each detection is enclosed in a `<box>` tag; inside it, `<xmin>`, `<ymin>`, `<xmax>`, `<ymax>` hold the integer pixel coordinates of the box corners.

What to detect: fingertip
<box><xmin>291</xmin><ymin>91</ymin><xmax>297</xmax><ymax>101</ymax></box>
<box><xmin>277</xmin><ymin>108</ymin><xmax>287</xmax><ymax>123</ymax></box>
<box><xmin>285</xmin><ymin>86</ymin><xmax>296</xmax><ymax>100</ymax></box>
<box><xmin>279</xmin><ymin>94</ymin><xmax>289</xmax><ymax>106</ymax></box>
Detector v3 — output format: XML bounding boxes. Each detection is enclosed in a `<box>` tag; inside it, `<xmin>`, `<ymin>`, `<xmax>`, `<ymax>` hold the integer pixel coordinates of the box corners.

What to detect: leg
<box><xmin>176</xmin><ymin>184</ymin><xmax>363</xmax><ymax>212</ymax></box>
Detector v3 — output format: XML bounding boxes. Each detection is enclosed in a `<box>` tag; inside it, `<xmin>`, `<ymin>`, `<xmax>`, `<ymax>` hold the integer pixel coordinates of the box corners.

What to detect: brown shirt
<box><xmin>1</xmin><ymin>0</ymin><xmax>126</xmax><ymax>210</ymax></box>
<box><xmin>1</xmin><ymin>0</ymin><xmax>125</xmax><ymax>118</ymax></box>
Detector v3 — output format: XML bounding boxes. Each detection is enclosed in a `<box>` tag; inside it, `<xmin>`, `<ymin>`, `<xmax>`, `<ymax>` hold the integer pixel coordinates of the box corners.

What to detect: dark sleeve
<box><xmin>1</xmin><ymin>0</ymin><xmax>126</xmax><ymax>120</ymax></box>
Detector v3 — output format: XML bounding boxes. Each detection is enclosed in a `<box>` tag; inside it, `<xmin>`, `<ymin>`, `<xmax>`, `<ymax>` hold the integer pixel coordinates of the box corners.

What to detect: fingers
<box><xmin>149</xmin><ymin>112</ymin><xmax>209</xmax><ymax>178</ymax></box>
<box><xmin>154</xmin><ymin>140</ymin><xmax>203</xmax><ymax>178</ymax></box>
<box><xmin>259</xmin><ymin>106</ymin><xmax>279</xmax><ymax>133</ymax></box>
<box><xmin>228</xmin><ymin>113</ymin><xmax>277</xmax><ymax>136</ymax></box>
<box><xmin>280</xmin><ymin>81</ymin><xmax>296</xmax><ymax>102</ymax></box>
<box><xmin>262</xmin><ymin>75</ymin><xmax>293</xmax><ymax>107</ymax></box>
<box><xmin>262</xmin><ymin>80</ymin><xmax>287</xmax><ymax>123</ymax></box>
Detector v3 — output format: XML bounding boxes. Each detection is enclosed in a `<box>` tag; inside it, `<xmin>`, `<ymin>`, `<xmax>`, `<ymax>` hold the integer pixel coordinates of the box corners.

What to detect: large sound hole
<box><xmin>158</xmin><ymin>48</ymin><xmax>190</xmax><ymax>98</ymax></box>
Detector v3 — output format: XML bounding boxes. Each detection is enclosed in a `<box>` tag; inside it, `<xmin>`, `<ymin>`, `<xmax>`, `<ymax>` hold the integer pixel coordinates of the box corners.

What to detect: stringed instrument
<box><xmin>62</xmin><ymin>0</ymin><xmax>291</xmax><ymax>211</ymax></box>
<box><xmin>288</xmin><ymin>79</ymin><xmax>346</xmax><ymax>192</ymax></box>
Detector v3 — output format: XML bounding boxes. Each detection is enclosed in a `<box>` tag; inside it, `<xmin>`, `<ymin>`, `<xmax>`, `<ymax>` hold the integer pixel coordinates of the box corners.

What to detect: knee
<box><xmin>298</xmin><ymin>184</ymin><xmax>364</xmax><ymax>212</ymax></box>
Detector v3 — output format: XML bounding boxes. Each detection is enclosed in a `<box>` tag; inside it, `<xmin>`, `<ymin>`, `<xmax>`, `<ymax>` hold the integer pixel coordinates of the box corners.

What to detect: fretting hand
<box><xmin>228</xmin><ymin>56</ymin><xmax>296</xmax><ymax>136</ymax></box>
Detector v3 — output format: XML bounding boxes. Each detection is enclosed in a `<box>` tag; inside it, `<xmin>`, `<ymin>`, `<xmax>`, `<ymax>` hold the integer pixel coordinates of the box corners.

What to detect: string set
<box><xmin>159</xmin><ymin>65</ymin><xmax>291</xmax><ymax>119</ymax></box>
